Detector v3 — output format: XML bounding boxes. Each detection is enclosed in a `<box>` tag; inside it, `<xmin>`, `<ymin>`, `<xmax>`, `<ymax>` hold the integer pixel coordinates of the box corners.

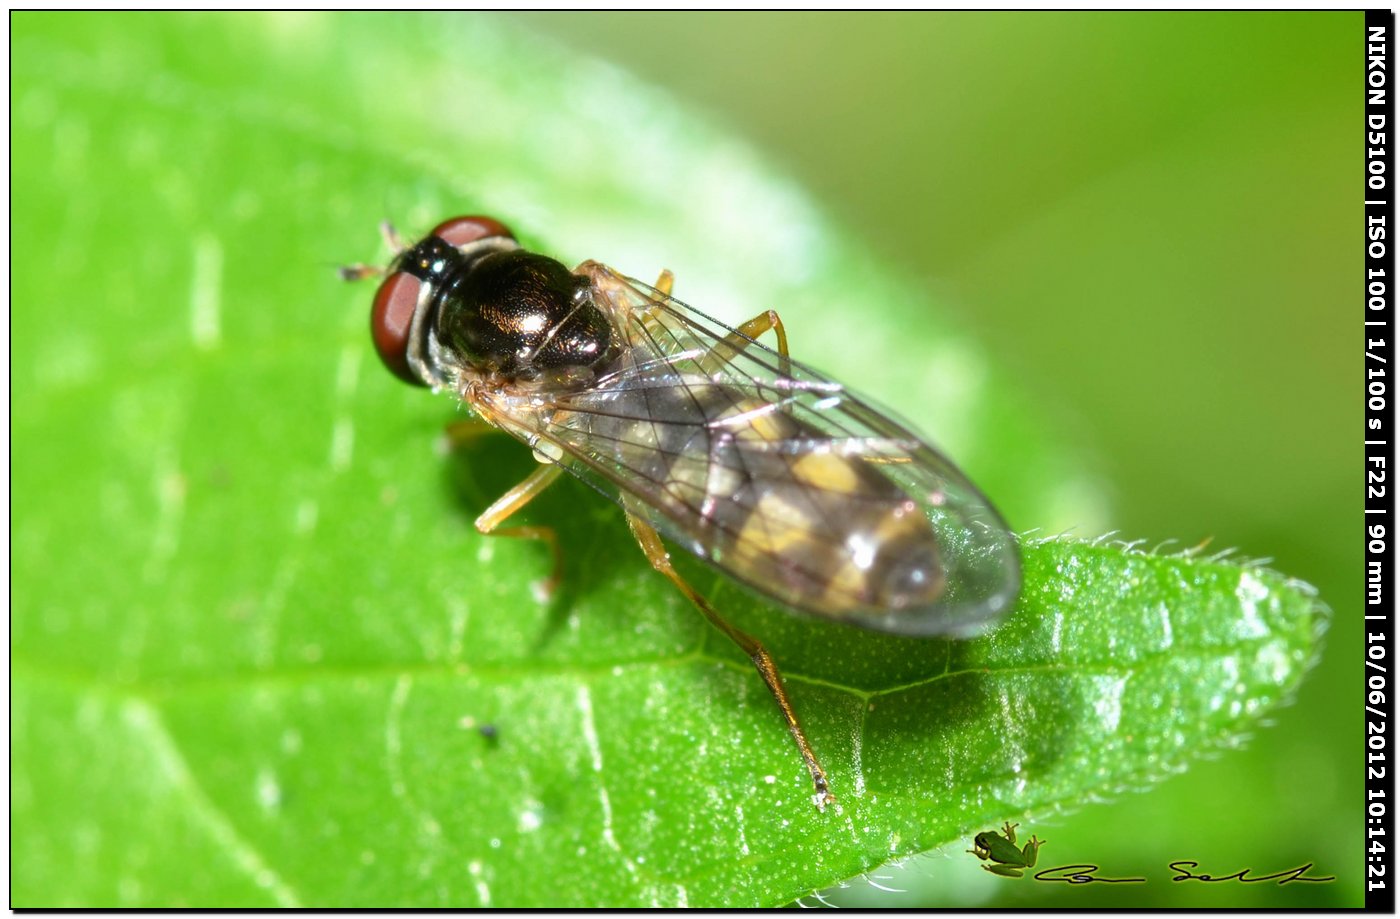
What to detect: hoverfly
<box><xmin>346</xmin><ymin>215</ymin><xmax>1021</xmax><ymax>809</ymax></box>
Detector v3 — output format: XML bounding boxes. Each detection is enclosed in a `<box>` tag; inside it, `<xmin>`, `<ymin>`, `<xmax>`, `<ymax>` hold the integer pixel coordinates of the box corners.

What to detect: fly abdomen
<box><xmin>720</xmin><ymin>432</ymin><xmax>946</xmax><ymax>618</ymax></box>
<box><xmin>572</xmin><ymin>376</ymin><xmax>945</xmax><ymax>620</ymax></box>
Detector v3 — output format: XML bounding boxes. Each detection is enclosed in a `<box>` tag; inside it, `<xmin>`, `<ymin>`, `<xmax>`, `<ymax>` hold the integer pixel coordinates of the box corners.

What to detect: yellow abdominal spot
<box><xmin>792</xmin><ymin>452</ymin><xmax>861</xmax><ymax>494</ymax></box>
<box><xmin>719</xmin><ymin>399</ymin><xmax>789</xmax><ymax>443</ymax></box>
<box><xmin>746</xmin><ymin>411</ymin><xmax>788</xmax><ymax>442</ymax></box>
<box><xmin>824</xmin><ymin>557</ymin><xmax>872</xmax><ymax>607</ymax></box>
<box><xmin>736</xmin><ymin>491</ymin><xmax>813</xmax><ymax>555</ymax></box>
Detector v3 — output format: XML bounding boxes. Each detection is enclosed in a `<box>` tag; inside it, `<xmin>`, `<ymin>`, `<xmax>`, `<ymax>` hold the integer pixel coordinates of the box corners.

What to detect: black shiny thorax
<box><xmin>402</xmin><ymin>241</ymin><xmax>619</xmax><ymax>381</ymax></box>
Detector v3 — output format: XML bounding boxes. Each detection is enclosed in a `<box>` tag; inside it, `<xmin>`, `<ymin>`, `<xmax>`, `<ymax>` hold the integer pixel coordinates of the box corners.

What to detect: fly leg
<box><xmin>624</xmin><ymin>509</ymin><xmax>834</xmax><ymax>810</ymax></box>
<box><xmin>648</xmin><ymin>268</ymin><xmax>788</xmax><ymax>363</ymax></box>
<box><xmin>701</xmin><ymin>308</ymin><xmax>792</xmax><ymax>380</ymax></box>
<box><xmin>729</xmin><ymin>309</ymin><xmax>790</xmax><ymax>359</ymax></box>
<box><xmin>653</xmin><ymin>269</ymin><xmax>675</xmax><ymax>298</ymax></box>
<box><xmin>476</xmin><ymin>464</ymin><xmax>565</xmax><ymax>599</ymax></box>
<box><xmin>648</xmin><ymin>267</ymin><xmax>792</xmax><ymax>378</ymax></box>
<box><xmin>580</xmin><ymin>262</ymin><xmax>793</xmax><ymax>366</ymax></box>
<box><xmin>445</xmin><ymin>413</ymin><xmax>563</xmax><ymax>595</ymax></box>
<box><xmin>630</xmin><ymin>270</ymin><xmax>674</xmax><ymax>326</ymax></box>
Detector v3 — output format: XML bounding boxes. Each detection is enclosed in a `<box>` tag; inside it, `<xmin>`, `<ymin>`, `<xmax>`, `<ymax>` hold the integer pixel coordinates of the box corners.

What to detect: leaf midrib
<box><xmin>13</xmin><ymin>624</ymin><xmax>1297</xmax><ymax>707</ymax></box>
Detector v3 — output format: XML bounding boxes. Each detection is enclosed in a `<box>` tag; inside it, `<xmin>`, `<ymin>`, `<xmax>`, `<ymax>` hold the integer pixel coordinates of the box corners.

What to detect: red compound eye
<box><xmin>371</xmin><ymin>271</ymin><xmax>426</xmax><ymax>386</ymax></box>
<box><xmin>429</xmin><ymin>215</ymin><xmax>514</xmax><ymax>248</ymax></box>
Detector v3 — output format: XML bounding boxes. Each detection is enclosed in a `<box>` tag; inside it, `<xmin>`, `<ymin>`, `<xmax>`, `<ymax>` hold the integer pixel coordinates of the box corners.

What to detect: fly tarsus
<box><xmin>624</xmin><ymin>508</ymin><xmax>835</xmax><ymax>810</ymax></box>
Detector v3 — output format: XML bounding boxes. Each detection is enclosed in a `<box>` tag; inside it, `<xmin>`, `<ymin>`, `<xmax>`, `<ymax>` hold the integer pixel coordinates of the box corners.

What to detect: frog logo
<box><xmin>968</xmin><ymin>821</ymin><xmax>1045</xmax><ymax>878</ymax></box>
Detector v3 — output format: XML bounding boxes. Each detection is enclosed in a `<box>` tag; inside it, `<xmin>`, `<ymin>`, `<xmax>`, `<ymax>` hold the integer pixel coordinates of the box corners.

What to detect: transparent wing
<box><xmin>470</xmin><ymin>261</ymin><xmax>1020</xmax><ymax>636</ymax></box>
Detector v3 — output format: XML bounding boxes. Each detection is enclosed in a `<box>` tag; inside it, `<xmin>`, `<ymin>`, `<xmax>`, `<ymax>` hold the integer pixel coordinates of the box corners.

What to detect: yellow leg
<box><xmin>653</xmin><ymin>269</ymin><xmax>675</xmax><ymax>298</ymax></box>
<box><xmin>702</xmin><ymin>308</ymin><xmax>792</xmax><ymax>379</ymax></box>
<box><xmin>628</xmin><ymin>265</ymin><xmax>793</xmax><ymax>380</ymax></box>
<box><xmin>476</xmin><ymin>465</ymin><xmax>565</xmax><ymax>596</ymax></box>
<box><xmin>732</xmin><ymin>309</ymin><xmax>789</xmax><ymax>359</ymax></box>
<box><xmin>694</xmin><ymin>310</ymin><xmax>912</xmax><ymax>464</ymax></box>
<box><xmin>630</xmin><ymin>269</ymin><xmax>676</xmax><ymax>329</ymax></box>
<box><xmin>616</xmin><ymin>269</ymin><xmax>676</xmax><ymax>340</ymax></box>
<box><xmin>624</xmin><ymin>509</ymin><xmax>834</xmax><ymax>809</ymax></box>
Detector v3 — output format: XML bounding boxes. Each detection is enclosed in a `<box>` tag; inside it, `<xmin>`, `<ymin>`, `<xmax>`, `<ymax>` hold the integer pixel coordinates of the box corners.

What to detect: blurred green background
<box><xmin>518</xmin><ymin>12</ymin><xmax>1357</xmax><ymax>906</ymax></box>
<box><xmin>12</xmin><ymin>11</ymin><xmax>1357</xmax><ymax>907</ymax></box>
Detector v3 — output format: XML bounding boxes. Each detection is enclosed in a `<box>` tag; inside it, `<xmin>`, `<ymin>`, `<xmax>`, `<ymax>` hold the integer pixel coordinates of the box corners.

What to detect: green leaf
<box><xmin>13</xmin><ymin>12</ymin><xmax>1323</xmax><ymax>908</ymax></box>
